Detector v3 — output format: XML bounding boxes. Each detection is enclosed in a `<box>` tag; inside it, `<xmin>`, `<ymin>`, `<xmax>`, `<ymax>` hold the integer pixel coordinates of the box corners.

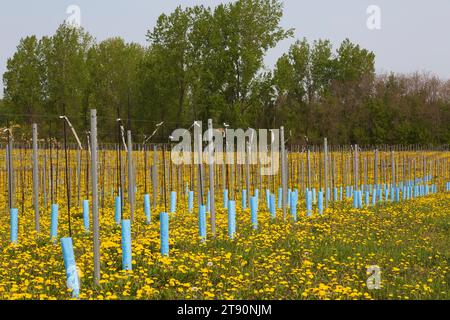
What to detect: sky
<box><xmin>1</xmin><ymin>0</ymin><xmax>450</xmax><ymax>97</ymax></box>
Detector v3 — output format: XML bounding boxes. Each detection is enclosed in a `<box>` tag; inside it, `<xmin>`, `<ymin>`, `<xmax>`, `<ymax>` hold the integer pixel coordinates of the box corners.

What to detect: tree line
<box><xmin>2</xmin><ymin>0</ymin><xmax>449</xmax><ymax>145</ymax></box>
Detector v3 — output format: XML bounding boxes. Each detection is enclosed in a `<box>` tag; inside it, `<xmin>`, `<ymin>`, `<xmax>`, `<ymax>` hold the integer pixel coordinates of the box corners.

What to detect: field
<box><xmin>0</xmin><ymin>145</ymin><xmax>449</xmax><ymax>300</ymax></box>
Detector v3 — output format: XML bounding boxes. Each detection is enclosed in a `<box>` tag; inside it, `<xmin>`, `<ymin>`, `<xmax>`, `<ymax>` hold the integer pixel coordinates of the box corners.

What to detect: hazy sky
<box><xmin>1</xmin><ymin>0</ymin><xmax>450</xmax><ymax>97</ymax></box>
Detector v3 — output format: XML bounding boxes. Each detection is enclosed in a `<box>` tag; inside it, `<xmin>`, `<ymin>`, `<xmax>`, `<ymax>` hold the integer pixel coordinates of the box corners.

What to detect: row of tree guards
<box><xmin>1</xmin><ymin>110</ymin><xmax>450</xmax><ymax>298</ymax></box>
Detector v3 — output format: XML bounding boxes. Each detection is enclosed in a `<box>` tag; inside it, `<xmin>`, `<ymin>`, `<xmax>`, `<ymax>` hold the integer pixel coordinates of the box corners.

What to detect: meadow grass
<box><xmin>0</xmin><ymin>192</ymin><xmax>448</xmax><ymax>300</ymax></box>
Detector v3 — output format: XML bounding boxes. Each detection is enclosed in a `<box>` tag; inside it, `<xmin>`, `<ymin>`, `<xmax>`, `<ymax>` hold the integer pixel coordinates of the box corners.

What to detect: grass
<box><xmin>0</xmin><ymin>190</ymin><xmax>449</xmax><ymax>300</ymax></box>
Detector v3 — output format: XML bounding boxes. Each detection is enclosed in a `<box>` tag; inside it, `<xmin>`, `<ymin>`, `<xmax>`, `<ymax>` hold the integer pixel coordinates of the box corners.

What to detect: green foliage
<box><xmin>40</xmin><ymin>24</ymin><xmax>94</xmax><ymax>136</ymax></box>
<box><xmin>272</xmin><ymin>38</ymin><xmax>449</xmax><ymax>145</ymax></box>
<box><xmin>139</xmin><ymin>0</ymin><xmax>293</xmax><ymax>130</ymax></box>
<box><xmin>87</xmin><ymin>38</ymin><xmax>144</xmax><ymax>139</ymax></box>
<box><xmin>3</xmin><ymin>35</ymin><xmax>44</xmax><ymax>125</ymax></box>
<box><xmin>1</xmin><ymin>0</ymin><xmax>449</xmax><ymax>145</ymax></box>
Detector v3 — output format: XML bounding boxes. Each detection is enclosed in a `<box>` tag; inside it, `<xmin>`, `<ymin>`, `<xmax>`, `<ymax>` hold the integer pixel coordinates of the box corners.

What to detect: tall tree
<box><xmin>140</xmin><ymin>0</ymin><xmax>292</xmax><ymax>132</ymax></box>
<box><xmin>87</xmin><ymin>38</ymin><xmax>144</xmax><ymax>138</ymax></box>
<box><xmin>206</xmin><ymin>0</ymin><xmax>292</xmax><ymax>126</ymax></box>
<box><xmin>40</xmin><ymin>23</ymin><xmax>93</xmax><ymax>137</ymax></box>
<box><xmin>2</xmin><ymin>2</ymin><xmax>449</xmax><ymax>144</ymax></box>
<box><xmin>140</xmin><ymin>6</ymin><xmax>201</xmax><ymax>130</ymax></box>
